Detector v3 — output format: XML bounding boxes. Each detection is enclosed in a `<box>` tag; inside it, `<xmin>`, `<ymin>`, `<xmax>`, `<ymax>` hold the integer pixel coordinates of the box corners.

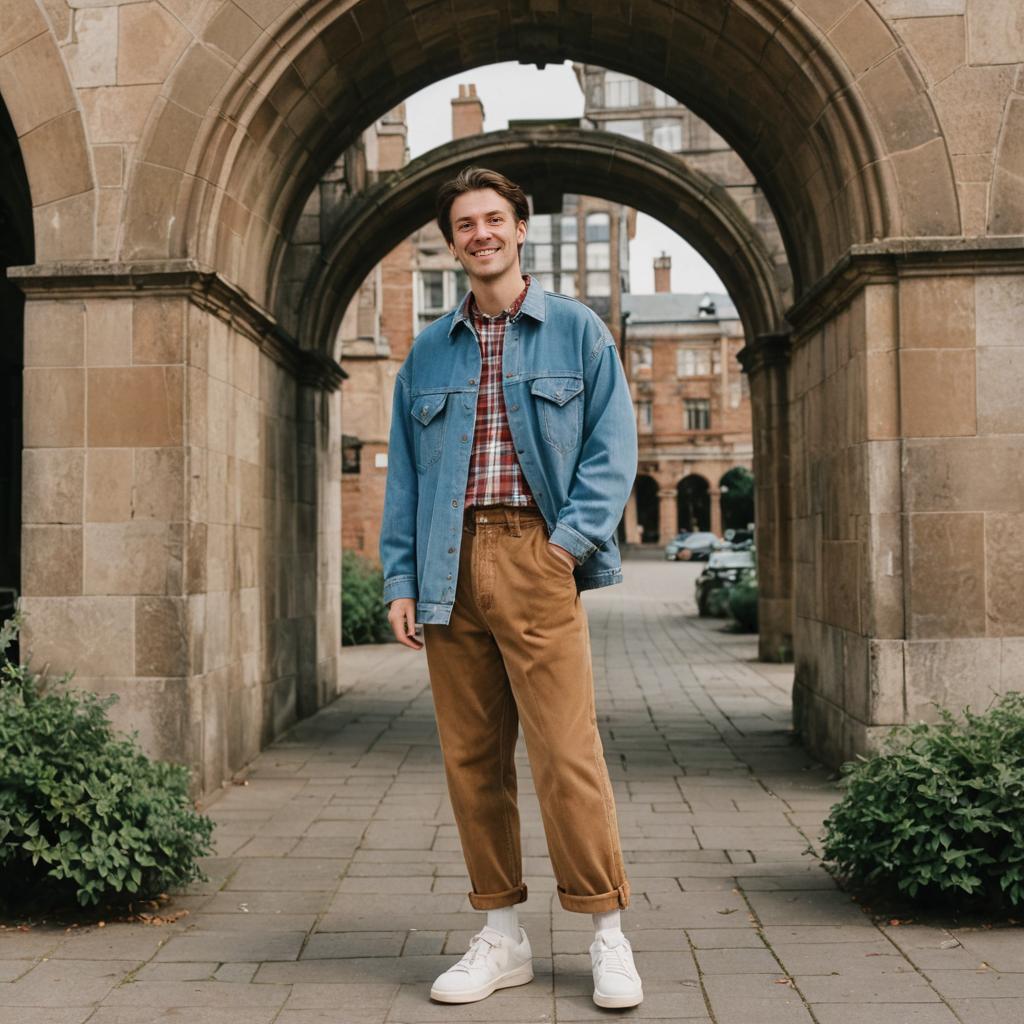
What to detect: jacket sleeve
<box><xmin>548</xmin><ymin>317</ymin><xmax>638</xmax><ymax>563</ymax></box>
<box><xmin>379</xmin><ymin>369</ymin><xmax>419</xmax><ymax>605</ymax></box>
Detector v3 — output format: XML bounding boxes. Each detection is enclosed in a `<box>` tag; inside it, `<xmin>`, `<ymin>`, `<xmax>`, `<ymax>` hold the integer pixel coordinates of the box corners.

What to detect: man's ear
<box><xmin>517</xmin><ymin>220</ymin><xmax>528</xmax><ymax>245</ymax></box>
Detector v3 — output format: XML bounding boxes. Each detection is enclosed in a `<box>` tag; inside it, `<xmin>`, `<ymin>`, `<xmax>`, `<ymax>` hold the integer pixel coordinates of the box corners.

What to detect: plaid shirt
<box><xmin>463</xmin><ymin>276</ymin><xmax>537</xmax><ymax>509</ymax></box>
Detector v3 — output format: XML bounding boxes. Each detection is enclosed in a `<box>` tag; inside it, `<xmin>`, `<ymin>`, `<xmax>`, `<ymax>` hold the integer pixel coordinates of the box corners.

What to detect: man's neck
<box><xmin>471</xmin><ymin>265</ymin><xmax>527</xmax><ymax>317</ymax></box>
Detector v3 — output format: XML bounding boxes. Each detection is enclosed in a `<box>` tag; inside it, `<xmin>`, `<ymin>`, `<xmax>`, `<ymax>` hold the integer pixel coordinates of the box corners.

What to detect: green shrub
<box><xmin>727</xmin><ymin>569</ymin><xmax>758</xmax><ymax>631</ymax></box>
<box><xmin>342</xmin><ymin>550</ymin><xmax>392</xmax><ymax>646</ymax></box>
<box><xmin>820</xmin><ymin>691</ymin><xmax>1024</xmax><ymax>911</ymax></box>
<box><xmin>706</xmin><ymin>586</ymin><xmax>731</xmax><ymax>617</ymax></box>
<box><xmin>0</xmin><ymin>613</ymin><xmax>214</xmax><ymax>911</ymax></box>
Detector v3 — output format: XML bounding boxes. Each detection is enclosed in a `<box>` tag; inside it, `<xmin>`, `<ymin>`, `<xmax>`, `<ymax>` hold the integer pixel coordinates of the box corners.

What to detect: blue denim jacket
<box><xmin>379</xmin><ymin>278</ymin><xmax>638</xmax><ymax>625</ymax></box>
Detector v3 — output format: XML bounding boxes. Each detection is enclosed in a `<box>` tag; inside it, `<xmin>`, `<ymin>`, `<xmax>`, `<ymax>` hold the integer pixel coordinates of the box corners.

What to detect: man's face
<box><xmin>447</xmin><ymin>188</ymin><xmax>528</xmax><ymax>282</ymax></box>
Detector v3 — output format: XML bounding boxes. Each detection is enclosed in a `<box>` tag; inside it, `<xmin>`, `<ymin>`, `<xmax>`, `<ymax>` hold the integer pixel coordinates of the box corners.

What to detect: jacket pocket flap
<box><xmin>410</xmin><ymin>391</ymin><xmax>449</xmax><ymax>425</ymax></box>
<box><xmin>530</xmin><ymin>376</ymin><xmax>584</xmax><ymax>407</ymax></box>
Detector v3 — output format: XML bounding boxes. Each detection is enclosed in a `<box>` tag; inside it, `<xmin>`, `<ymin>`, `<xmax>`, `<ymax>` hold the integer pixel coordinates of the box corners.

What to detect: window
<box><xmin>585</xmin><ymin>241</ymin><xmax>610</xmax><ymax>271</ymax></box>
<box><xmin>529</xmin><ymin>214</ymin><xmax>552</xmax><ymax>243</ymax></box>
<box><xmin>685</xmin><ymin>399</ymin><xmax>711</xmax><ymax>431</ymax></box>
<box><xmin>558</xmin><ymin>274</ymin><xmax>577</xmax><ymax>297</ymax></box>
<box><xmin>586</xmin><ymin>271</ymin><xmax>611</xmax><ymax>297</ymax></box>
<box><xmin>606</xmin><ymin>118</ymin><xmax>645</xmax><ymax>142</ymax></box>
<box><xmin>416</xmin><ymin>269</ymin><xmax>463</xmax><ymax>332</ymax></box>
<box><xmin>342</xmin><ymin>435</ymin><xmax>362</xmax><ymax>474</ymax></box>
<box><xmin>560</xmin><ymin>242</ymin><xmax>578</xmax><ymax>270</ymax></box>
<box><xmin>677</xmin><ymin>347</ymin><xmax>711</xmax><ymax>377</ymax></box>
<box><xmin>585</xmin><ymin>212</ymin><xmax>610</xmax><ymax>242</ymax></box>
<box><xmin>653</xmin><ymin>88</ymin><xmax>678</xmax><ymax>108</ymax></box>
<box><xmin>652</xmin><ymin>123</ymin><xmax>683</xmax><ymax>152</ymax></box>
<box><xmin>420</xmin><ymin>270</ymin><xmax>444</xmax><ymax>312</ymax></box>
<box><xmin>631</xmin><ymin>345</ymin><xmax>653</xmax><ymax>375</ymax></box>
<box><xmin>604</xmin><ymin>71</ymin><xmax>639</xmax><ymax>108</ymax></box>
<box><xmin>559</xmin><ymin>214</ymin><xmax>578</xmax><ymax>241</ymax></box>
<box><xmin>524</xmin><ymin>243</ymin><xmax>553</xmax><ymax>272</ymax></box>
<box><xmin>535</xmin><ymin>272</ymin><xmax>555</xmax><ymax>291</ymax></box>
<box><xmin>637</xmin><ymin>400</ymin><xmax>653</xmax><ymax>433</ymax></box>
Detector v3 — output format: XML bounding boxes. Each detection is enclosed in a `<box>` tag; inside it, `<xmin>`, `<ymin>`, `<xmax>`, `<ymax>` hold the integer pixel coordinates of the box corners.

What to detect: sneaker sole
<box><xmin>429</xmin><ymin>962</ymin><xmax>534</xmax><ymax>1004</ymax></box>
<box><xmin>593</xmin><ymin>987</ymin><xmax>644</xmax><ymax>1009</ymax></box>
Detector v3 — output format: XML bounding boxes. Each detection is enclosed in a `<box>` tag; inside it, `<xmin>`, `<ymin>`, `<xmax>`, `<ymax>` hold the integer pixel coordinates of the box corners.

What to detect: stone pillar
<box><xmin>12</xmin><ymin>261</ymin><xmax>344</xmax><ymax>796</ymax></box>
<box><xmin>709</xmin><ymin>488</ymin><xmax>723</xmax><ymax>536</ymax></box>
<box><xmin>623</xmin><ymin>481</ymin><xmax>640</xmax><ymax>544</ymax></box>
<box><xmin>738</xmin><ymin>333</ymin><xmax>793</xmax><ymax>665</ymax></box>
<box><xmin>658</xmin><ymin>488</ymin><xmax>677</xmax><ymax>542</ymax></box>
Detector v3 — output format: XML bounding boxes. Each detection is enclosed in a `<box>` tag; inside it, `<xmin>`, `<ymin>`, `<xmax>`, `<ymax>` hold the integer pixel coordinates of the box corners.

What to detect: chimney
<box><xmin>452</xmin><ymin>83</ymin><xmax>484</xmax><ymax>140</ymax></box>
<box><xmin>654</xmin><ymin>252</ymin><xmax>671</xmax><ymax>293</ymax></box>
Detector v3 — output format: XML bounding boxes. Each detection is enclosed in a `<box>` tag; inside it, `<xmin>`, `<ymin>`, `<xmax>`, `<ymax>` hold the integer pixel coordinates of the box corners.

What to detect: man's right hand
<box><xmin>388</xmin><ymin>598</ymin><xmax>423</xmax><ymax>650</ymax></box>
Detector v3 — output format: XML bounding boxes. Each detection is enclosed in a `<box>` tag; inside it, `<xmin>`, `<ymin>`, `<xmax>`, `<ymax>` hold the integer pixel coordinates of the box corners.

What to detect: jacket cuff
<box><xmin>383</xmin><ymin>575</ymin><xmax>418</xmax><ymax>605</ymax></box>
<box><xmin>549</xmin><ymin>522</ymin><xmax>597</xmax><ymax>564</ymax></box>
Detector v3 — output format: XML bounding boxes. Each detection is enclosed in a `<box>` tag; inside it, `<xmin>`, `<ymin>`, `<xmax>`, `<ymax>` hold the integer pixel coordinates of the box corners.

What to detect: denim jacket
<box><xmin>379</xmin><ymin>277</ymin><xmax>638</xmax><ymax>625</ymax></box>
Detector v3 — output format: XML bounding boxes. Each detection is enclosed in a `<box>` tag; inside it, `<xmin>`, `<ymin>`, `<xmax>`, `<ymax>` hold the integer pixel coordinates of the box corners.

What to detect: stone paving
<box><xmin>2</xmin><ymin>557</ymin><xmax>1022</xmax><ymax>1023</ymax></box>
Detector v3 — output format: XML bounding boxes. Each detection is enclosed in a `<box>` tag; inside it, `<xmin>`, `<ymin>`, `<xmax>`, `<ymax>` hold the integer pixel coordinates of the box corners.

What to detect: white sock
<box><xmin>486</xmin><ymin>905</ymin><xmax>520</xmax><ymax>941</ymax></box>
<box><xmin>592</xmin><ymin>909</ymin><xmax>624</xmax><ymax>943</ymax></box>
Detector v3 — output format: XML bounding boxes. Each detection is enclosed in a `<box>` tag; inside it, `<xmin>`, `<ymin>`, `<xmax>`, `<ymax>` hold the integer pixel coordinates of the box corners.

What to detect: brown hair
<box><xmin>435</xmin><ymin>166</ymin><xmax>530</xmax><ymax>255</ymax></box>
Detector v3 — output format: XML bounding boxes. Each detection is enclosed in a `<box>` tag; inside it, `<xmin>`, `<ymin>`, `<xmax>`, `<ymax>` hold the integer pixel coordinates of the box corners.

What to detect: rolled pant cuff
<box><xmin>557</xmin><ymin>880</ymin><xmax>630</xmax><ymax>913</ymax></box>
<box><xmin>467</xmin><ymin>882</ymin><xmax>528</xmax><ymax>910</ymax></box>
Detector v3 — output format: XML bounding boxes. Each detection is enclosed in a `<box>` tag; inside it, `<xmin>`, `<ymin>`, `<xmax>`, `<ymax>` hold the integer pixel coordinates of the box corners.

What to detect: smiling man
<box><xmin>379</xmin><ymin>167</ymin><xmax>642</xmax><ymax>1009</ymax></box>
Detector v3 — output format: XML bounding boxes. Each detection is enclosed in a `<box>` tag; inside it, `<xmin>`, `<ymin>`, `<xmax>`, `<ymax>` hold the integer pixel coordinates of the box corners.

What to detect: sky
<box><xmin>404</xmin><ymin>61</ymin><xmax>727</xmax><ymax>296</ymax></box>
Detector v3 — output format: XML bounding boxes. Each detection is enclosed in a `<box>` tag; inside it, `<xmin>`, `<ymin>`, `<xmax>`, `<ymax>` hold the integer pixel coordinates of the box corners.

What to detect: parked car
<box><xmin>695</xmin><ymin>549</ymin><xmax>756</xmax><ymax>616</ymax></box>
<box><xmin>723</xmin><ymin>528</ymin><xmax>754</xmax><ymax>549</ymax></box>
<box><xmin>663</xmin><ymin>532</ymin><xmax>692</xmax><ymax>560</ymax></box>
<box><xmin>673</xmin><ymin>532</ymin><xmax>720</xmax><ymax>561</ymax></box>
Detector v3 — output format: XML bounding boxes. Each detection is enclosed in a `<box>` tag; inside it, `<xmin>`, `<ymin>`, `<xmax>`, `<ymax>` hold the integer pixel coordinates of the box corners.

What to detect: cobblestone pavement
<box><xmin>3</xmin><ymin>559</ymin><xmax>1022</xmax><ymax>1023</ymax></box>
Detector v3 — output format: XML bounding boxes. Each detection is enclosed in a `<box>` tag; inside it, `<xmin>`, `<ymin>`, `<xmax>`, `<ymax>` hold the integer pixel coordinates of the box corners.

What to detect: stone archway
<box><xmin>677</xmin><ymin>475</ymin><xmax>711</xmax><ymax>534</ymax></box>
<box><xmin>5</xmin><ymin>0</ymin><xmax>1024</xmax><ymax>784</ymax></box>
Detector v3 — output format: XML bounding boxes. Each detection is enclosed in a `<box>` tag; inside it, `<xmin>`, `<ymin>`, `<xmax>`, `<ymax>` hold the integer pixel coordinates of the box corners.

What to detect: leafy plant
<box><xmin>820</xmin><ymin>692</ymin><xmax>1024</xmax><ymax>911</ymax></box>
<box><xmin>727</xmin><ymin>568</ymin><xmax>758</xmax><ymax>631</ymax></box>
<box><xmin>0</xmin><ymin>613</ymin><xmax>214</xmax><ymax>911</ymax></box>
<box><xmin>342</xmin><ymin>550</ymin><xmax>392</xmax><ymax>646</ymax></box>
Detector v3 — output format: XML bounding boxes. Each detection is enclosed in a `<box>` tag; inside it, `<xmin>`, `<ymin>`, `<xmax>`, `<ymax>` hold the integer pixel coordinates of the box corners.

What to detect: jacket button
<box><xmin>461</xmin><ymin>434</ymin><xmax>468</xmax><ymax>441</ymax></box>
<box><xmin>468</xmin><ymin>377</ymin><xmax>476</xmax><ymax>384</ymax></box>
<box><xmin>511</xmin><ymin>404</ymin><xmax>519</xmax><ymax>411</ymax></box>
<box><xmin>451</xmin><ymin>500</ymin><xmax>458</xmax><ymax>507</ymax></box>
<box><xmin>447</xmin><ymin>574</ymin><xmax>452</xmax><ymax>580</ymax></box>
<box><xmin>448</xmin><ymin>547</ymin><xmax>455</xmax><ymax>553</ymax></box>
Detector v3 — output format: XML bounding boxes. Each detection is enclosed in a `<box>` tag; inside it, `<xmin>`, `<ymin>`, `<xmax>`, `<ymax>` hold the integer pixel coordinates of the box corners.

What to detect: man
<box><xmin>379</xmin><ymin>167</ymin><xmax>642</xmax><ymax>1009</ymax></box>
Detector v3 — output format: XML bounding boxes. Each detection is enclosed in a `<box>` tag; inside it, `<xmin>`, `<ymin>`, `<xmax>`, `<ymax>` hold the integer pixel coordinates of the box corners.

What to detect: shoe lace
<box><xmin>454</xmin><ymin>930</ymin><xmax>498</xmax><ymax>972</ymax></box>
<box><xmin>597</xmin><ymin>939</ymin><xmax>635</xmax><ymax>979</ymax></box>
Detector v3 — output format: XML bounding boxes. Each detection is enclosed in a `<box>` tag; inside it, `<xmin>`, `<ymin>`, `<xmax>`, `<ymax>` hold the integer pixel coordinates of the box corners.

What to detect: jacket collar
<box><xmin>448</xmin><ymin>274</ymin><xmax>546</xmax><ymax>338</ymax></box>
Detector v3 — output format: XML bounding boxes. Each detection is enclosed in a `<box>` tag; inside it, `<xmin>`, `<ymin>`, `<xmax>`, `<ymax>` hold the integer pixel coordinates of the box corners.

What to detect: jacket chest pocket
<box><xmin>530</xmin><ymin>374</ymin><xmax>584</xmax><ymax>453</ymax></box>
<box><xmin>410</xmin><ymin>391</ymin><xmax>451</xmax><ymax>471</ymax></box>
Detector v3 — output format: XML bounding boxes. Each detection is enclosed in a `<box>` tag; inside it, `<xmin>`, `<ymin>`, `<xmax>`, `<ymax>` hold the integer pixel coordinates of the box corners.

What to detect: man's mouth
<box><xmin>471</xmin><ymin>247</ymin><xmax>500</xmax><ymax>258</ymax></box>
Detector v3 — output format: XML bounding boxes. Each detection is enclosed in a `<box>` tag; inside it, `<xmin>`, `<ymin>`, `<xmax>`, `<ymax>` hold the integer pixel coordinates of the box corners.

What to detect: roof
<box><xmin>622</xmin><ymin>291</ymin><xmax>738</xmax><ymax>324</ymax></box>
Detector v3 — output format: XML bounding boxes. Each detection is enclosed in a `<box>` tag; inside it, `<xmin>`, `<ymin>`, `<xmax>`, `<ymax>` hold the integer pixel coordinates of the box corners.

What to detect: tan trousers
<box><xmin>422</xmin><ymin>502</ymin><xmax>630</xmax><ymax>914</ymax></box>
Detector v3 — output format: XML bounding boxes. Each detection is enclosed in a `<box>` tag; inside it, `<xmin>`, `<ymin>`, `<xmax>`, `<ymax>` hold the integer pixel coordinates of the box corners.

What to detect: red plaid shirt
<box><xmin>463</xmin><ymin>276</ymin><xmax>537</xmax><ymax>509</ymax></box>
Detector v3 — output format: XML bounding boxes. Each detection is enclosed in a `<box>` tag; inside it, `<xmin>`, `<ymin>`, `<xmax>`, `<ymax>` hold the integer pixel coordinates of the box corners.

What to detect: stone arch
<box><xmin>294</xmin><ymin>126</ymin><xmax>785</xmax><ymax>360</ymax></box>
<box><xmin>121</xmin><ymin>0</ymin><xmax>958</xmax><ymax>312</ymax></box>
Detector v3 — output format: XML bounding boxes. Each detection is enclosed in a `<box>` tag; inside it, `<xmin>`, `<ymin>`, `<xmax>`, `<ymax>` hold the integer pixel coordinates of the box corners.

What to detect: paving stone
<box><xmin>49</xmin><ymin>925</ymin><xmax>169</xmax><ymax>961</ymax></box>
<box><xmin>0</xmin><ymin>1010</ymin><xmax>95</xmax><ymax>1024</ymax></box>
<box><xmin>925</xmin><ymin>970</ymin><xmax>1024</xmax><ymax>999</ymax></box>
<box><xmin>388</xmin><ymin>983</ymin><xmax>554</xmax><ymax>1020</ymax></box>
<box><xmin>5</xmin><ymin>958</ymin><xmax>140</xmax><ymax>1007</ymax></box>
<box><xmin>948</xmin><ymin>998</ymin><xmax>1024</xmax><ymax>1024</ymax></box>
<box><xmin>794</xmin><ymin>972</ymin><xmax>943</xmax><ymax>1002</ymax></box>
<box><xmin>301</xmin><ymin>931</ymin><xmax>406</xmax><ymax>958</ymax></box>
<box><xmin>90</xmin><ymin>1010</ymin><xmax>280</xmax><ymax>1023</ymax></box>
<box><xmin>772</xmin><ymin>941</ymin><xmax>916</xmax><ymax>976</ymax></box>
<box><xmin>811</xmin><ymin>1005</ymin><xmax>960</xmax><ymax>1024</ymax></box>
<box><xmin>102</xmin><ymin>980</ymin><xmax>290</xmax><ymax>1009</ymax></box>
<box><xmin>224</xmin><ymin>858</ymin><xmax>344</xmax><ymax>891</ymax></box>
<box><xmin>696</xmin><ymin>946</ymin><xmax>781</xmax><ymax>973</ymax></box>
<box><xmin>155</xmin><ymin>930</ymin><xmax>306</xmax><ymax>962</ymax></box>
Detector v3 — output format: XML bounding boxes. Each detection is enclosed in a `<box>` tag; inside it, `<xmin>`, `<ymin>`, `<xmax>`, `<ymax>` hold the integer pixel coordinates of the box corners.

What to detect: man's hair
<box><xmin>436</xmin><ymin>167</ymin><xmax>530</xmax><ymax>254</ymax></box>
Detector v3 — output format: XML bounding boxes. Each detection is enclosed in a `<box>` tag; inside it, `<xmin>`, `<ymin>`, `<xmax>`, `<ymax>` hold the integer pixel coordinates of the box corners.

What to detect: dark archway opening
<box><xmin>635</xmin><ymin>474</ymin><xmax>659</xmax><ymax>545</ymax></box>
<box><xmin>720</xmin><ymin>467</ymin><xmax>755</xmax><ymax>533</ymax></box>
<box><xmin>0</xmin><ymin>93</ymin><xmax>32</xmax><ymax>652</ymax></box>
<box><xmin>678</xmin><ymin>474</ymin><xmax>710</xmax><ymax>533</ymax></box>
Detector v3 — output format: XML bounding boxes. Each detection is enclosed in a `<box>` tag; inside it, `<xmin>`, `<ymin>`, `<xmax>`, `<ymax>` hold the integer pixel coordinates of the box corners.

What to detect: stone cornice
<box><xmin>737</xmin><ymin>332</ymin><xmax>792</xmax><ymax>375</ymax></box>
<box><xmin>7</xmin><ymin>259</ymin><xmax>347</xmax><ymax>391</ymax></box>
<box><xmin>787</xmin><ymin>236</ymin><xmax>1024</xmax><ymax>338</ymax></box>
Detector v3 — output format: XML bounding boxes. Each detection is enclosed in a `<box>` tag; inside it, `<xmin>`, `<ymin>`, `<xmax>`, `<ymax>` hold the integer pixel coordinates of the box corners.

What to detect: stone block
<box><xmin>975</xmin><ymin>274</ymin><xmax>1024</xmax><ymax>346</ymax></box>
<box><xmin>967</xmin><ymin>0</ymin><xmax>1024</xmax><ymax>65</ymax></box>
<box><xmin>894</xmin><ymin>14</ymin><xmax>965</xmax><ymax>87</ymax></box>
<box><xmin>890</xmin><ymin>137</ymin><xmax>961</xmax><ymax>236</ymax></box>
<box><xmin>23</xmin><ymin>367</ymin><xmax>85</xmax><ymax>447</ymax></box>
<box><xmin>118</xmin><ymin>1</ymin><xmax>191</xmax><ymax>85</ymax></box>
<box><xmin>898</xmin><ymin>276</ymin><xmax>974</xmax><ymax>348</ymax></box>
<box><xmin>165</xmin><ymin>38</ymin><xmax>233</xmax><ymax>117</ymax></box>
<box><xmin>202</xmin><ymin>0</ymin><xmax>263</xmax><ymax>61</ymax></box>
<box><xmin>84</xmin><ymin>520</ymin><xmax>184</xmax><ymax>595</ymax></box>
<box><xmin>135</xmin><ymin>595</ymin><xmax>187</xmax><ymax>677</ymax></box>
<box><xmin>22</xmin><ymin>448</ymin><xmax>84</xmax><ymax>524</ymax></box>
<box><xmin>859</xmin><ymin>50</ymin><xmax>940</xmax><ymax>153</ymax></box>
<box><xmin>93</xmin><ymin>143</ymin><xmax>123</xmax><ymax>186</ymax></box>
<box><xmin>32</xmin><ymin>191</ymin><xmax>96</xmax><ymax>263</ymax></box>
<box><xmin>0</xmin><ymin>33</ymin><xmax>75</xmax><ymax>135</ymax></box>
<box><xmin>19</xmin><ymin>110</ymin><xmax>93</xmax><ymax>206</ymax></box>
<box><xmin>932</xmin><ymin>64</ymin><xmax>1016</xmax><ymax>157</ymax></box>
<box><xmin>19</xmin><ymin>595</ymin><xmax>132</xmax><ymax>677</ymax></box>
<box><xmin>79</xmin><ymin>83</ymin><xmax>161</xmax><ymax>144</ymax></box>
<box><xmin>866</xmin><ymin>638</ymin><xmax>905</xmax><ymax>725</ymax></box>
<box><xmin>87</xmin><ymin>366</ymin><xmax>184</xmax><ymax>446</ymax></box>
<box><xmin>822</xmin><ymin>541</ymin><xmax>860</xmax><ymax>634</ymax></box>
<box><xmin>985</xmin><ymin>512</ymin><xmax>1024</xmax><ymax>635</ymax></box>
<box><xmin>904</xmin><ymin>436</ymin><xmax>1024</xmax><ymax>513</ymax></box>
<box><xmin>0</xmin><ymin>0</ymin><xmax>49</xmax><ymax>56</ymax></box>
<box><xmin>133</xmin><ymin>296</ymin><xmax>185</xmax><ymax>364</ymax></box>
<box><xmin>864</xmin><ymin>349</ymin><xmax>898</xmax><ymax>439</ymax></box>
<box><xmin>66</xmin><ymin>6</ymin><xmax>116</xmax><ymax>87</ymax></box>
<box><xmin>207</xmin><ymin>374</ymin><xmax>233</xmax><ymax>454</ymax></box>
<box><xmin>134</xmin><ymin>446</ymin><xmax>185</xmax><ymax>520</ymax></box>
<box><xmin>876</xmin><ymin>0</ymin><xmax>963</xmax><ymax>13</ymax></box>
<box><xmin>85</xmin><ymin>448</ymin><xmax>132</xmax><ymax>521</ymax></box>
<box><xmin>23</xmin><ymin>300</ymin><xmax>85</xmax><ymax>367</ymax></box>
<box><xmin>146</xmin><ymin>98</ymin><xmax>203</xmax><ymax>173</ymax></box>
<box><xmin>977</xmin><ymin>347</ymin><xmax>1024</xmax><ymax>434</ymax></box>
<box><xmin>830</xmin><ymin>3</ymin><xmax>898</xmax><ymax>76</ymax></box>
<box><xmin>907</xmin><ymin>512</ymin><xmax>985</xmax><ymax>638</ymax></box>
<box><xmin>905</xmin><ymin>638</ymin><xmax>1002</xmax><ymax>721</ymax></box>
<box><xmin>232</xmin><ymin>331</ymin><xmax>261</xmax><ymax>397</ymax></box>
<box><xmin>85</xmin><ymin>297</ymin><xmax>132</xmax><ymax>366</ymax></box>
<box><xmin>898</xmin><ymin>349</ymin><xmax>976</xmax><ymax>437</ymax></box>
<box><xmin>21</xmin><ymin>524</ymin><xmax>82</xmax><ymax>595</ymax></box>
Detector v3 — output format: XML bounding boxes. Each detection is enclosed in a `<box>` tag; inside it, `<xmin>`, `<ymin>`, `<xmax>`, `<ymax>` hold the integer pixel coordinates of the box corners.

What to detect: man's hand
<box><xmin>388</xmin><ymin>597</ymin><xmax>423</xmax><ymax>650</ymax></box>
<box><xmin>548</xmin><ymin>542</ymin><xmax>575</xmax><ymax>569</ymax></box>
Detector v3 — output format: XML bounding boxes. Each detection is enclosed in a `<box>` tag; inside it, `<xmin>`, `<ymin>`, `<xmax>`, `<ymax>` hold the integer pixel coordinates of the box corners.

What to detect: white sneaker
<box><xmin>430</xmin><ymin>925</ymin><xmax>534</xmax><ymax>1004</ymax></box>
<box><xmin>590</xmin><ymin>931</ymin><xmax>644</xmax><ymax>1008</ymax></box>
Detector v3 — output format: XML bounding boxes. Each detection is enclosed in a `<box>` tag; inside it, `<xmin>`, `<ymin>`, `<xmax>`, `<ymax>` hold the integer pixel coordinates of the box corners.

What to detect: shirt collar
<box><xmin>449</xmin><ymin>274</ymin><xmax>546</xmax><ymax>338</ymax></box>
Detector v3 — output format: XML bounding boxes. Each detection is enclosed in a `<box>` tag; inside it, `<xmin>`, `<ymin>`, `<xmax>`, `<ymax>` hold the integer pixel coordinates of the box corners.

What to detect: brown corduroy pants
<box><xmin>422</xmin><ymin>502</ymin><xmax>630</xmax><ymax>914</ymax></box>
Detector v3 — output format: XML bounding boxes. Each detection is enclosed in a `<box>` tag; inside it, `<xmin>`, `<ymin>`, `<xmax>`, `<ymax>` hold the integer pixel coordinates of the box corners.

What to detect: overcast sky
<box><xmin>404</xmin><ymin>61</ymin><xmax>727</xmax><ymax>296</ymax></box>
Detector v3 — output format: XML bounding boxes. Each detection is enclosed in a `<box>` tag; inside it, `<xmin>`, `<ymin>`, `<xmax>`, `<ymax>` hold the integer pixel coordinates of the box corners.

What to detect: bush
<box><xmin>727</xmin><ymin>569</ymin><xmax>758</xmax><ymax>631</ymax></box>
<box><xmin>820</xmin><ymin>691</ymin><xmax>1024</xmax><ymax>911</ymax></box>
<box><xmin>0</xmin><ymin>613</ymin><xmax>214</xmax><ymax>911</ymax></box>
<box><xmin>342</xmin><ymin>550</ymin><xmax>392</xmax><ymax>646</ymax></box>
